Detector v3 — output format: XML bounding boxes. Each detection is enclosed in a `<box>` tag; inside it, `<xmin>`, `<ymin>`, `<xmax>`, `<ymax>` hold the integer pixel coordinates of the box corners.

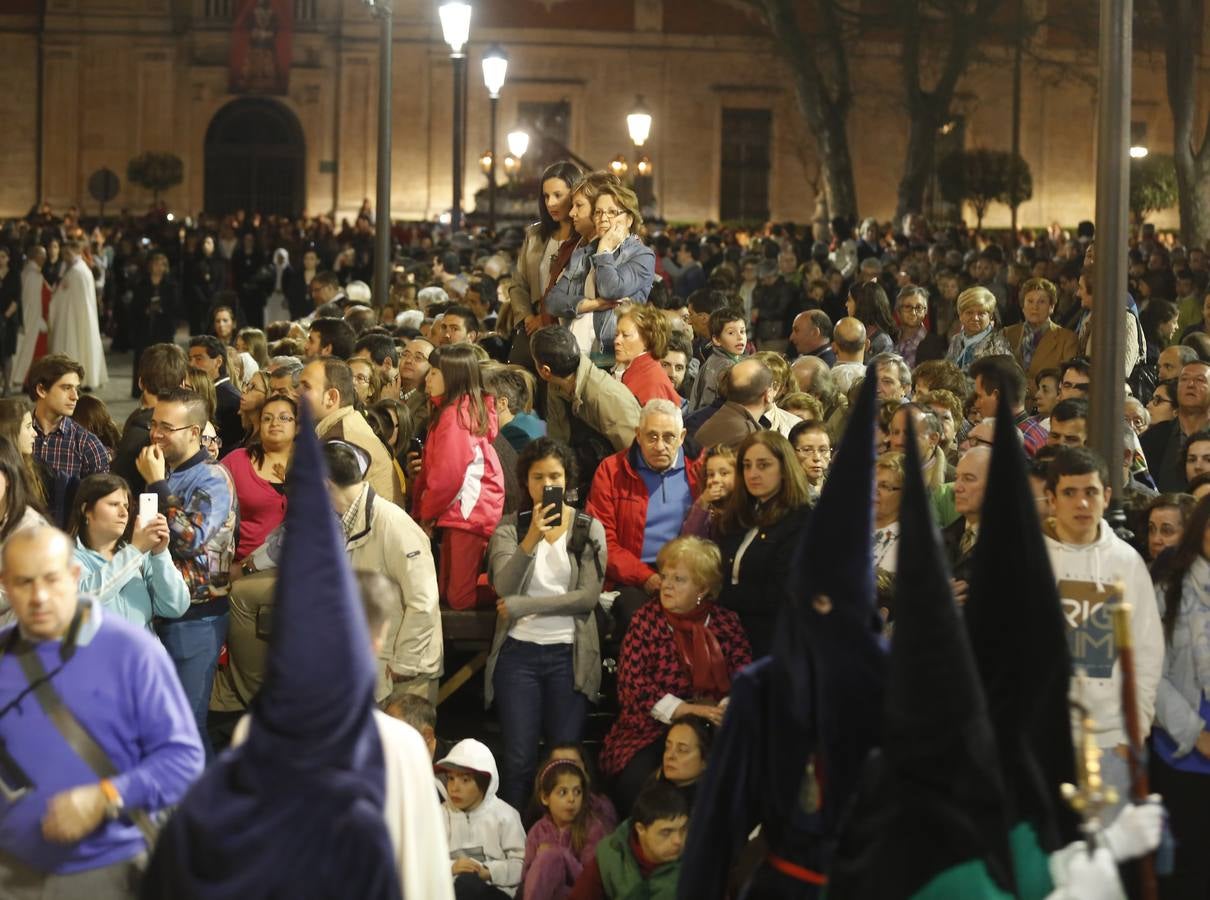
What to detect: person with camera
<box><xmin>486</xmin><ymin>438</ymin><xmax>607</xmax><ymax>811</ymax></box>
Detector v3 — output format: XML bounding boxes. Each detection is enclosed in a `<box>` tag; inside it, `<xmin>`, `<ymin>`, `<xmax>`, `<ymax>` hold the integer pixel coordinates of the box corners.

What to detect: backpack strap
<box><xmin>567</xmin><ymin>511</ymin><xmax>604</xmax><ymax>580</ymax></box>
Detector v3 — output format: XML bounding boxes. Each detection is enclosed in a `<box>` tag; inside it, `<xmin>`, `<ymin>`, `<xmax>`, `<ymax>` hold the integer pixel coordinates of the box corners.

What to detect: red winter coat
<box><xmin>620</xmin><ymin>352</ymin><xmax>680</xmax><ymax>407</ymax></box>
<box><xmin>413</xmin><ymin>394</ymin><xmax>505</xmax><ymax>538</ymax></box>
<box><xmin>586</xmin><ymin>445</ymin><xmax>703</xmax><ymax>589</ymax></box>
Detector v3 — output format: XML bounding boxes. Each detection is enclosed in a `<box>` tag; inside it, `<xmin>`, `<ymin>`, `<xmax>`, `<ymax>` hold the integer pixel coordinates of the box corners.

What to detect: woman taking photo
<box><xmin>413</xmin><ymin>343</ymin><xmax>506</xmax><ymax>610</ymax></box>
<box><xmin>486</xmin><ymin>437</ymin><xmax>607</xmax><ymax>811</ymax></box>
<box><xmin>506</xmin><ymin>161</ymin><xmax>582</xmax><ymax>368</ymax></box>
<box><xmin>1148</xmin><ymin>497</ymin><xmax>1210</xmax><ymax>896</ymax></box>
<box><xmin>613</xmin><ymin>304</ymin><xmax>679</xmax><ymax>407</ymax></box>
<box><xmin>221</xmin><ymin>395</ymin><xmax>296</xmax><ymax>565</ymax></box>
<box><xmin>716</xmin><ymin>431</ymin><xmax>812</xmax><ymax>656</ymax></box>
<box><xmin>71</xmin><ymin>473</ymin><xmax>189</xmax><ymax>630</ymax></box>
<box><xmin>600</xmin><ymin>536</ymin><xmax>750</xmax><ymax>814</ymax></box>
<box><xmin>945</xmin><ymin>286</ymin><xmax>1012</xmax><ymax>373</ymax></box>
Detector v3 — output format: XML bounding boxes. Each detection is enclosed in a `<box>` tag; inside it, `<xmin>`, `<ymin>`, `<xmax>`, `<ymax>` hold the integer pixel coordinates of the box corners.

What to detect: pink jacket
<box><xmin>413</xmin><ymin>394</ymin><xmax>505</xmax><ymax>538</ymax></box>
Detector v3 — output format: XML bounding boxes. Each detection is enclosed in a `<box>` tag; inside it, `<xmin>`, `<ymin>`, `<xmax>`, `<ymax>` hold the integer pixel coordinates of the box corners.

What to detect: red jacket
<box><xmin>413</xmin><ymin>394</ymin><xmax>505</xmax><ymax>538</ymax></box>
<box><xmin>586</xmin><ymin>444</ymin><xmax>703</xmax><ymax>588</ymax></box>
<box><xmin>620</xmin><ymin>352</ymin><xmax>680</xmax><ymax>407</ymax></box>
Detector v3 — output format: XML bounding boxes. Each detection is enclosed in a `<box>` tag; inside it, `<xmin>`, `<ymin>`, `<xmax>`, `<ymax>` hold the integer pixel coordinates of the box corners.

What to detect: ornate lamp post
<box><xmin>439</xmin><ymin>1</ymin><xmax>472</xmax><ymax>231</ymax></box>
<box><xmin>481</xmin><ymin>43</ymin><xmax>509</xmax><ymax>233</ymax></box>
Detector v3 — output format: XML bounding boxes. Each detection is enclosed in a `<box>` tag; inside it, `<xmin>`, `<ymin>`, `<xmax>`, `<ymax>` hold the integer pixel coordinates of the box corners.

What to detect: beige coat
<box><xmin>545</xmin><ymin>354</ymin><xmax>641</xmax><ymax>453</ymax></box>
<box><xmin>345</xmin><ymin>487</ymin><xmax>444</xmax><ymax>696</ymax></box>
<box><xmin>506</xmin><ymin>223</ymin><xmax>550</xmax><ymax>321</ymax></box>
<box><xmin>317</xmin><ymin>404</ymin><xmax>403</xmax><ymax>507</ymax></box>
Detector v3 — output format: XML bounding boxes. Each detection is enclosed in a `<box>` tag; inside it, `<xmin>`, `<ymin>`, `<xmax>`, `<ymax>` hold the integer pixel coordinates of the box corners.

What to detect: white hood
<box><xmin>436</xmin><ymin>738</ymin><xmax>500</xmax><ymax>803</ymax></box>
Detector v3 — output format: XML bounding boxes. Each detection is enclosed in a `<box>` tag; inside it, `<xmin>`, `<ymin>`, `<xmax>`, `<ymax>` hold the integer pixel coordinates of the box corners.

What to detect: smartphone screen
<box><xmin>138</xmin><ymin>493</ymin><xmax>158</xmax><ymax>522</ymax></box>
<box><xmin>541</xmin><ymin>485</ymin><xmax>564</xmax><ymax>526</ymax></box>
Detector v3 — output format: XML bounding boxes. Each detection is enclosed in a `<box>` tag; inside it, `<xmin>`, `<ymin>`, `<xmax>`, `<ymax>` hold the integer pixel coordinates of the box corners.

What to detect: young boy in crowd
<box><xmin>689</xmin><ymin>306</ymin><xmax>749</xmax><ymax>412</ymax></box>
<box><xmin>436</xmin><ymin>739</ymin><xmax>526</xmax><ymax>899</ymax></box>
<box><xmin>569</xmin><ymin>781</ymin><xmax>689</xmax><ymax>900</ymax></box>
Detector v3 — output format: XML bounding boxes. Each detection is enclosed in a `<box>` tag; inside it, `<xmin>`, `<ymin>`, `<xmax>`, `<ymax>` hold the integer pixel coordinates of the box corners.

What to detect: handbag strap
<box><xmin>15</xmin><ymin>646</ymin><xmax>157</xmax><ymax>846</ymax></box>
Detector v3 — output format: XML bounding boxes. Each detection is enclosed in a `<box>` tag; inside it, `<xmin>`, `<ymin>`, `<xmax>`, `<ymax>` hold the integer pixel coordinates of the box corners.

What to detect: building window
<box><xmin>516</xmin><ymin>100</ymin><xmax>572</xmax><ymax>177</ymax></box>
<box><xmin>720</xmin><ymin>108</ymin><xmax>771</xmax><ymax>223</ymax></box>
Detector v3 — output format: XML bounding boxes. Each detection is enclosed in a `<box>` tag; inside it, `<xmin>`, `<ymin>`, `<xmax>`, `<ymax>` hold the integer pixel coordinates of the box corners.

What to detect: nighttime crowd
<box><xmin>0</xmin><ymin>160</ymin><xmax>1206</xmax><ymax>899</ymax></box>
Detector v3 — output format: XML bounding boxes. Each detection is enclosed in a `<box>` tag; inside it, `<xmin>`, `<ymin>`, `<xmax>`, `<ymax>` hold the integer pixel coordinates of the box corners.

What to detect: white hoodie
<box><xmin>437</xmin><ymin>739</ymin><xmax>526</xmax><ymax>896</ymax></box>
<box><xmin>1044</xmin><ymin>522</ymin><xmax>1165</xmax><ymax>749</ymax></box>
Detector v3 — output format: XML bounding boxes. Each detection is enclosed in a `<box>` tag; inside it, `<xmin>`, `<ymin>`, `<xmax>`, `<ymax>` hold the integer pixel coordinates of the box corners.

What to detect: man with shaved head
<box><xmin>830</xmin><ymin>317</ymin><xmax>868</xmax><ymax>392</ymax></box>
<box><xmin>0</xmin><ymin>526</ymin><xmax>202</xmax><ymax>895</ymax></box>
<box><xmin>693</xmin><ymin>358</ymin><xmax>775</xmax><ymax>450</ymax></box>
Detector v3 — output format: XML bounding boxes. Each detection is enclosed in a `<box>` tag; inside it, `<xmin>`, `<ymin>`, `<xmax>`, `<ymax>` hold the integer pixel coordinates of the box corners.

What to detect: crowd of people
<box><xmin>0</xmin><ymin>163</ymin><xmax>1207</xmax><ymax>898</ymax></box>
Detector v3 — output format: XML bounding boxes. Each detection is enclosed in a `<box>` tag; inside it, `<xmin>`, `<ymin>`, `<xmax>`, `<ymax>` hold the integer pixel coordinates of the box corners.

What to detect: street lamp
<box><xmin>479</xmin><ymin>150</ymin><xmax>493</xmax><ymax>174</ymax></box>
<box><xmin>482</xmin><ymin>43</ymin><xmax>508</xmax><ymax>233</ymax></box>
<box><xmin>439</xmin><ymin>1</ymin><xmax>472</xmax><ymax>231</ymax></box>
<box><xmin>636</xmin><ymin>156</ymin><xmax>653</xmax><ymax>177</ymax></box>
<box><xmin>627</xmin><ymin>95</ymin><xmax>652</xmax><ymax>147</ymax></box>
<box><xmin>609</xmin><ymin>155</ymin><xmax>629</xmax><ymax>178</ymax></box>
<box><xmin>364</xmin><ymin>0</ymin><xmax>393</xmax><ymax>308</ymax></box>
<box><xmin>1129</xmin><ymin>145</ymin><xmax>1149</xmax><ymax>159</ymax></box>
<box><xmin>507</xmin><ymin>128</ymin><xmax>530</xmax><ymax>160</ymax></box>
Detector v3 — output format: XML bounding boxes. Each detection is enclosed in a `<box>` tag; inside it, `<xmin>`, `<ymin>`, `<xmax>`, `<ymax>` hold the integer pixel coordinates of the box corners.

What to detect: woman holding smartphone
<box><xmin>70</xmin><ymin>473</ymin><xmax>190</xmax><ymax>631</ymax></box>
<box><xmin>485</xmin><ymin>437</ymin><xmax>607</xmax><ymax>811</ymax></box>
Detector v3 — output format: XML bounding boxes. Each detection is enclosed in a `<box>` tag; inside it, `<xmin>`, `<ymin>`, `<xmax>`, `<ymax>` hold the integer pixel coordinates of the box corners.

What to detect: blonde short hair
<box><xmin>656</xmin><ymin>536</ymin><xmax>723</xmax><ymax>599</ymax></box>
<box><xmin>956</xmin><ymin>286</ymin><xmax>997</xmax><ymax>316</ymax></box>
<box><xmin>875</xmin><ymin>451</ymin><xmax>906</xmax><ymax>484</ymax></box>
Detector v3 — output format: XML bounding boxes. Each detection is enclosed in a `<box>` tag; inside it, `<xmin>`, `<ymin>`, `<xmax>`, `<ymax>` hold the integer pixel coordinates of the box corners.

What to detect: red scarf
<box><xmin>663</xmin><ymin>602</ymin><xmax>731</xmax><ymax>699</ymax></box>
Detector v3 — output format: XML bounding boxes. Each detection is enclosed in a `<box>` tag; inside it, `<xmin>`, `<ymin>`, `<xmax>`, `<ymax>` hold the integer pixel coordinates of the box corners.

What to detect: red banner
<box><xmin>229</xmin><ymin>0</ymin><xmax>293</xmax><ymax>95</ymax></box>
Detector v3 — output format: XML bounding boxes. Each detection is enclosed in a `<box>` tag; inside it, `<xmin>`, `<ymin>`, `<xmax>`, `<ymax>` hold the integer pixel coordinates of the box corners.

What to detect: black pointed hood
<box><xmin>828</xmin><ymin>410</ymin><xmax>1013</xmax><ymax>898</ymax></box>
<box><xmin>965</xmin><ymin>390</ymin><xmax>1079</xmax><ymax>849</ymax></box>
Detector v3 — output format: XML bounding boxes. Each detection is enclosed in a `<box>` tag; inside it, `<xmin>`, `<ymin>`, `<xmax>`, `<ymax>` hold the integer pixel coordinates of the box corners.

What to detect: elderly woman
<box><xmin>872</xmin><ymin>451</ymin><xmax>906</xmax><ymax>579</ymax></box>
<box><xmin>614</xmin><ymin>303</ymin><xmax>680</xmax><ymax>406</ymax></box>
<box><xmin>717</xmin><ymin>431</ymin><xmax>812</xmax><ymax>656</ymax></box>
<box><xmin>1002</xmin><ymin>277</ymin><xmax>1079</xmax><ymax>397</ymax></box>
<box><xmin>893</xmin><ymin>285</ymin><xmax>947</xmax><ymax>368</ymax></box>
<box><xmin>945</xmin><ymin>286</ymin><xmax>1013</xmax><ymax>372</ymax></box>
<box><xmin>546</xmin><ymin>175</ymin><xmax>655</xmax><ymax>352</ymax></box>
<box><xmin>600</xmin><ymin>536</ymin><xmax>751</xmax><ymax>815</ymax></box>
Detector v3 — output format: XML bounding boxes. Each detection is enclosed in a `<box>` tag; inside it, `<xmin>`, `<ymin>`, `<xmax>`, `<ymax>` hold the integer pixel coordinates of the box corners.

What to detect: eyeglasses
<box><xmin>1148</xmin><ymin>395</ymin><xmax>1173</xmax><ymax>406</ymax></box>
<box><xmin>401</xmin><ymin>351</ymin><xmax>430</xmax><ymax>363</ymax></box>
<box><xmin>202</xmin><ymin>433</ymin><xmax>221</xmax><ymax>447</ymax></box>
<box><xmin>149</xmin><ymin>420</ymin><xmax>194</xmax><ymax>435</ymax></box>
<box><xmin>796</xmin><ymin>446</ymin><xmax>831</xmax><ymax>458</ymax></box>
<box><xmin>875</xmin><ymin>482</ymin><xmax>902</xmax><ymax>493</ymax></box>
<box><xmin>900</xmin><ymin>304</ymin><xmax>928</xmax><ymax>313</ymax></box>
<box><xmin>641</xmin><ymin>432</ymin><xmax>680</xmax><ymax>447</ymax></box>
<box><xmin>260</xmin><ymin>413</ymin><xmax>296</xmax><ymax>425</ymax></box>
<box><xmin>352</xmin><ymin>374</ymin><xmax>371</xmax><ymax>385</ymax></box>
<box><xmin>592</xmin><ymin>208</ymin><xmax>622</xmax><ymax>220</ymax></box>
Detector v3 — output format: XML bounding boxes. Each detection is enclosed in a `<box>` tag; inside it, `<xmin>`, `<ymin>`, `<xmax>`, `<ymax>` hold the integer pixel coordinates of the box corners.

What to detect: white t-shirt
<box><xmin>509</xmin><ymin>530</ymin><xmax>575</xmax><ymax>644</ymax></box>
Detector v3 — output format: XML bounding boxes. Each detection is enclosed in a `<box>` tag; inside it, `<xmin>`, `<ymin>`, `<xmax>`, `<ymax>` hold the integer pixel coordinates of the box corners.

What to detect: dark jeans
<box><xmin>157</xmin><ymin>612</ymin><xmax>229</xmax><ymax>761</ymax></box>
<box><xmin>453</xmin><ymin>873</ymin><xmax>511</xmax><ymax>900</ymax></box>
<box><xmin>610</xmin><ymin>737</ymin><xmax>665</xmax><ymax>819</ymax></box>
<box><xmin>492</xmin><ymin>637</ymin><xmax>587</xmax><ymax>811</ymax></box>
<box><xmin>1150</xmin><ymin>749</ymin><xmax>1210</xmax><ymax>899</ymax></box>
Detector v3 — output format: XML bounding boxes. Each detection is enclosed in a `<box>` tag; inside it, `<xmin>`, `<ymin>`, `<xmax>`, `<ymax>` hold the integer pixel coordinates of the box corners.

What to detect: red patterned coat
<box><xmin>599</xmin><ymin>599</ymin><xmax>752</xmax><ymax>775</ymax></box>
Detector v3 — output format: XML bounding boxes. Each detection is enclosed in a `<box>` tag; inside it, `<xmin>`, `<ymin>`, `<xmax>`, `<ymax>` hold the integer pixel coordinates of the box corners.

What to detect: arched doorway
<box><xmin>204</xmin><ymin>98</ymin><xmax>304</xmax><ymax>216</ymax></box>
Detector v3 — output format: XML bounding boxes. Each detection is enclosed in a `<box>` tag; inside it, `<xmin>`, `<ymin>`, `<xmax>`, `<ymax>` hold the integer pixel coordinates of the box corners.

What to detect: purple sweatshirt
<box><xmin>0</xmin><ymin>599</ymin><xmax>204</xmax><ymax>873</ymax></box>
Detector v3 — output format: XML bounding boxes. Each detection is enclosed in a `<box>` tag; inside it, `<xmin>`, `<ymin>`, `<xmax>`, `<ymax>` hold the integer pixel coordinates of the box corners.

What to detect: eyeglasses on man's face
<box><xmin>149</xmin><ymin>420</ymin><xmax>193</xmax><ymax>435</ymax></box>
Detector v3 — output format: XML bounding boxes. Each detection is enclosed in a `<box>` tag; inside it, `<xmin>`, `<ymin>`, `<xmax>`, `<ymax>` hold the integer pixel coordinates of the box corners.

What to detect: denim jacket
<box><xmin>545</xmin><ymin>235</ymin><xmax>656</xmax><ymax>346</ymax></box>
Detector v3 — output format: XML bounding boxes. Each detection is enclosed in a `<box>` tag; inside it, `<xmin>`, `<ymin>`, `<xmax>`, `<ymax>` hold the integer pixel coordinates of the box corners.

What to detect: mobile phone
<box><xmin>541</xmin><ymin>485</ymin><xmax>564</xmax><ymax>526</ymax></box>
<box><xmin>139</xmin><ymin>493</ymin><xmax>158</xmax><ymax>523</ymax></box>
<box><xmin>408</xmin><ymin>436</ymin><xmax>424</xmax><ymax>455</ymax></box>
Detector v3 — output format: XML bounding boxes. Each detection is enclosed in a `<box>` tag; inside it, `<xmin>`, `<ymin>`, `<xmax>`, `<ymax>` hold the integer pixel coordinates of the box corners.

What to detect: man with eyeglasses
<box><xmin>1142</xmin><ymin>359</ymin><xmax>1210</xmax><ymax>492</ymax></box>
<box><xmin>113</xmin><ymin>343</ymin><xmax>189</xmax><ymax>495</ymax></box>
<box><xmin>1057</xmin><ymin>358</ymin><xmax>1092</xmax><ymax>401</ymax></box>
<box><xmin>136</xmin><ymin>388</ymin><xmax>238</xmax><ymax>759</ymax></box>
<box><xmin>586</xmin><ymin>398</ymin><xmax>701</xmax><ymax>638</ymax></box>
<box><xmin>396</xmin><ymin>337</ymin><xmax>434</xmax><ymax>433</ymax></box>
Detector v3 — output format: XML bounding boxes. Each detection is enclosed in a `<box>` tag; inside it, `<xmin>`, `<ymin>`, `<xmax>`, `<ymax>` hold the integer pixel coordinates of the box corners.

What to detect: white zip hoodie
<box><xmin>1044</xmin><ymin>521</ymin><xmax>1165</xmax><ymax>749</ymax></box>
<box><xmin>437</xmin><ymin>739</ymin><xmax>526</xmax><ymax>896</ymax></box>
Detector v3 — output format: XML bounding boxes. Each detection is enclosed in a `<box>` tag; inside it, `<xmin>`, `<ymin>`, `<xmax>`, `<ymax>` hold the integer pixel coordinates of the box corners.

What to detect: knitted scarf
<box><xmin>663</xmin><ymin>601</ymin><xmax>731</xmax><ymax>699</ymax></box>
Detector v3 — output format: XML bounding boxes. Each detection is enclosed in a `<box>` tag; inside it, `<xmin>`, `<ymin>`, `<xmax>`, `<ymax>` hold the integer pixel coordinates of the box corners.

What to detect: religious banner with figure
<box><xmin>229</xmin><ymin>0</ymin><xmax>293</xmax><ymax>95</ymax></box>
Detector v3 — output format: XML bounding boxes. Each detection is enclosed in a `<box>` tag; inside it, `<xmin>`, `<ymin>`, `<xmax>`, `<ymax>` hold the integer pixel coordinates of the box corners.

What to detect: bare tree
<box><xmin>1157</xmin><ymin>0</ymin><xmax>1210</xmax><ymax>247</ymax></box>
<box><xmin>894</xmin><ymin>0</ymin><xmax>1004</xmax><ymax>222</ymax></box>
<box><xmin>749</xmin><ymin>0</ymin><xmax>860</xmax><ymax>221</ymax></box>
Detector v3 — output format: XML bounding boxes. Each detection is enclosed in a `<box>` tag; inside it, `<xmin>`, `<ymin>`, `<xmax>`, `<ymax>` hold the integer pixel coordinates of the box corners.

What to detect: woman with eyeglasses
<box><xmin>70</xmin><ymin>472</ymin><xmax>189</xmax><ymax>631</ymax></box>
<box><xmin>945</xmin><ymin>286</ymin><xmax>1012</xmax><ymax>373</ymax></box>
<box><xmin>545</xmin><ymin>175</ymin><xmax>655</xmax><ymax>353</ymax></box>
<box><xmin>893</xmin><ymin>285</ymin><xmax>947</xmax><ymax>368</ymax></box>
<box><xmin>1148</xmin><ymin>377</ymin><xmax>1178</xmax><ymax>427</ymax></box>
<box><xmin>789</xmin><ymin>419</ymin><xmax>831</xmax><ymax>504</ymax></box>
<box><xmin>221</xmin><ymin>395</ymin><xmax>296</xmax><ymax>562</ymax></box>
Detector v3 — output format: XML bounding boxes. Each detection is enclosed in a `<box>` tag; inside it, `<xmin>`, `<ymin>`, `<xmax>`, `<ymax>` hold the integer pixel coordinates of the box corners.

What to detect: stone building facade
<box><xmin>0</xmin><ymin>0</ymin><xmax>1203</xmax><ymax>229</ymax></box>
